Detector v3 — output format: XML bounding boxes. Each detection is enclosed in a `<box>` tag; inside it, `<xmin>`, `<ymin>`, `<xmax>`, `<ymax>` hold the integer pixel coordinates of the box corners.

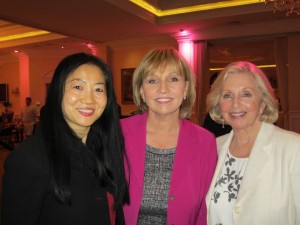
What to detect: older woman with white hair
<box><xmin>205</xmin><ymin>61</ymin><xmax>300</xmax><ymax>225</ymax></box>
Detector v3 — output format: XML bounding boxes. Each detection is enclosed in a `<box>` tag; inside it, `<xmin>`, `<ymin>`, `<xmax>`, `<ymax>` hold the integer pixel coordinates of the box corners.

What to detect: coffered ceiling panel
<box><xmin>0</xmin><ymin>0</ymin><xmax>298</xmax><ymax>67</ymax></box>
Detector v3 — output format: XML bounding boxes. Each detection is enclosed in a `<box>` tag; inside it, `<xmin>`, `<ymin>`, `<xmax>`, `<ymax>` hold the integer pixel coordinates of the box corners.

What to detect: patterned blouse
<box><xmin>137</xmin><ymin>144</ymin><xmax>176</xmax><ymax>225</ymax></box>
<box><xmin>210</xmin><ymin>150</ymin><xmax>248</xmax><ymax>225</ymax></box>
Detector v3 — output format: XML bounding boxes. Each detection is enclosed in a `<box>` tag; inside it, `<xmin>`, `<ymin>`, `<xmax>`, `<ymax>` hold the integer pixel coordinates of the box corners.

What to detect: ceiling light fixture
<box><xmin>130</xmin><ymin>0</ymin><xmax>261</xmax><ymax>16</ymax></box>
<box><xmin>0</xmin><ymin>30</ymin><xmax>50</xmax><ymax>42</ymax></box>
<box><xmin>264</xmin><ymin>0</ymin><xmax>300</xmax><ymax>15</ymax></box>
<box><xmin>179</xmin><ymin>29</ymin><xmax>188</xmax><ymax>35</ymax></box>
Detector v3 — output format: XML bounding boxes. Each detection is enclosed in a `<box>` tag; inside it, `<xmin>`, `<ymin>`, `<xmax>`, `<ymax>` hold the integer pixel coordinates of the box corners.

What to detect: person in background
<box><xmin>21</xmin><ymin>97</ymin><xmax>38</xmax><ymax>137</ymax></box>
<box><xmin>2</xmin><ymin>53</ymin><xmax>129</xmax><ymax>225</ymax></box>
<box><xmin>203</xmin><ymin>72</ymin><xmax>231</xmax><ymax>137</ymax></box>
<box><xmin>205</xmin><ymin>61</ymin><xmax>300</xmax><ymax>225</ymax></box>
<box><xmin>121</xmin><ymin>48</ymin><xmax>218</xmax><ymax>225</ymax></box>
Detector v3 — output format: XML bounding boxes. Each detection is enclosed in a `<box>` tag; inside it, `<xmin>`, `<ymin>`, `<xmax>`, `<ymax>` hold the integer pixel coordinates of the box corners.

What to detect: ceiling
<box><xmin>0</xmin><ymin>0</ymin><xmax>299</xmax><ymax>66</ymax></box>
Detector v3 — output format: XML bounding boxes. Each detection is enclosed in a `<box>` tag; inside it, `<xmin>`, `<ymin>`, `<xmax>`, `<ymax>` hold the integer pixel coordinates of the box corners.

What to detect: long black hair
<box><xmin>41</xmin><ymin>53</ymin><xmax>128</xmax><ymax>207</ymax></box>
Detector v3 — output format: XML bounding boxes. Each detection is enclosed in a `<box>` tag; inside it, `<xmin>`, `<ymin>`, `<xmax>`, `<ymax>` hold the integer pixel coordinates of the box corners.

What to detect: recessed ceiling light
<box><xmin>130</xmin><ymin>0</ymin><xmax>262</xmax><ymax>16</ymax></box>
<box><xmin>0</xmin><ymin>30</ymin><xmax>50</xmax><ymax>42</ymax></box>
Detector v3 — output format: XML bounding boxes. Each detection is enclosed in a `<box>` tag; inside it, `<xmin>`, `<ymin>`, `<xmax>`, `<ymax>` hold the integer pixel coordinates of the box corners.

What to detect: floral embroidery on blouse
<box><xmin>212</xmin><ymin>153</ymin><xmax>245</xmax><ymax>203</ymax></box>
<box><xmin>210</xmin><ymin>152</ymin><xmax>248</xmax><ymax>225</ymax></box>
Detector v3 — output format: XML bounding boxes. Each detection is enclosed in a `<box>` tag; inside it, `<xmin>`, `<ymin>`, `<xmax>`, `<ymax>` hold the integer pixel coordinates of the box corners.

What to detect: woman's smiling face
<box><xmin>219</xmin><ymin>72</ymin><xmax>266</xmax><ymax>132</ymax></box>
<box><xmin>140</xmin><ymin>66</ymin><xmax>188</xmax><ymax>118</ymax></box>
<box><xmin>62</xmin><ymin>63</ymin><xmax>107</xmax><ymax>136</ymax></box>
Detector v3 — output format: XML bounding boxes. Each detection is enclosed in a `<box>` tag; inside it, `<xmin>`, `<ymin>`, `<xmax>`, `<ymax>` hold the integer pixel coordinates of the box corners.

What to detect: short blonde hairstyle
<box><xmin>132</xmin><ymin>48</ymin><xmax>196</xmax><ymax>118</ymax></box>
<box><xmin>206</xmin><ymin>61</ymin><xmax>278</xmax><ymax>124</ymax></box>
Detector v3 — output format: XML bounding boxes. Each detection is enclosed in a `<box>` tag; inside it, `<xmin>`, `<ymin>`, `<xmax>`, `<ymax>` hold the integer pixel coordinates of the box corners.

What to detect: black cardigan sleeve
<box><xmin>1</xmin><ymin>135</ymin><xmax>49</xmax><ymax>225</ymax></box>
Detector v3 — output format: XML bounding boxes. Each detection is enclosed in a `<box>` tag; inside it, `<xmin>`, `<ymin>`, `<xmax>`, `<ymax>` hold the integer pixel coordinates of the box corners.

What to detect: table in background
<box><xmin>0</xmin><ymin>123</ymin><xmax>15</xmax><ymax>150</ymax></box>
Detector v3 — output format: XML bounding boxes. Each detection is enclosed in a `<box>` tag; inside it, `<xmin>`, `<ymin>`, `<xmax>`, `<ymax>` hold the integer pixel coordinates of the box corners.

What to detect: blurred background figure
<box><xmin>122</xmin><ymin>48</ymin><xmax>217</xmax><ymax>224</ymax></box>
<box><xmin>20</xmin><ymin>97</ymin><xmax>37</xmax><ymax>138</ymax></box>
<box><xmin>206</xmin><ymin>61</ymin><xmax>300</xmax><ymax>225</ymax></box>
<box><xmin>203</xmin><ymin>72</ymin><xmax>231</xmax><ymax>137</ymax></box>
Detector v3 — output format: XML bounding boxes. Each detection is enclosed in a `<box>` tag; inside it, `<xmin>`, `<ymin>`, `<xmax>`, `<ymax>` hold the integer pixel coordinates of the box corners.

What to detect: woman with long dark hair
<box><xmin>2</xmin><ymin>53</ymin><xmax>128</xmax><ymax>225</ymax></box>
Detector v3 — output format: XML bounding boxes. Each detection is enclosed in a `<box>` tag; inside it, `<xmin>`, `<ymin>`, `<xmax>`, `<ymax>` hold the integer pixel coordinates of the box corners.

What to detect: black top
<box><xmin>1</xmin><ymin>128</ymin><xmax>125</xmax><ymax>225</ymax></box>
<box><xmin>202</xmin><ymin>114</ymin><xmax>231</xmax><ymax>137</ymax></box>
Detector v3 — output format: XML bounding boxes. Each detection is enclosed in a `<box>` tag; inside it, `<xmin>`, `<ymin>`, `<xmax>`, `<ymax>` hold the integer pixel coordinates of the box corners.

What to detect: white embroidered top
<box><xmin>209</xmin><ymin>150</ymin><xmax>248</xmax><ymax>225</ymax></box>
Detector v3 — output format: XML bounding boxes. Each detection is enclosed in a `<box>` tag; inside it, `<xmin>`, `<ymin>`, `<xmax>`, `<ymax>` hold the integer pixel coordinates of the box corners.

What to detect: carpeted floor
<box><xmin>0</xmin><ymin>145</ymin><xmax>16</xmax><ymax>224</ymax></box>
<box><xmin>0</xmin><ymin>147</ymin><xmax>10</xmax><ymax>193</ymax></box>
<box><xmin>0</xmin><ymin>146</ymin><xmax>10</xmax><ymax>224</ymax></box>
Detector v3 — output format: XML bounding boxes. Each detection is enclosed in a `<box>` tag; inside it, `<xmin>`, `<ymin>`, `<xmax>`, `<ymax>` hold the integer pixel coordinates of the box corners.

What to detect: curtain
<box><xmin>274</xmin><ymin>37</ymin><xmax>288</xmax><ymax>129</ymax></box>
<box><xmin>193</xmin><ymin>41</ymin><xmax>209</xmax><ymax>125</ymax></box>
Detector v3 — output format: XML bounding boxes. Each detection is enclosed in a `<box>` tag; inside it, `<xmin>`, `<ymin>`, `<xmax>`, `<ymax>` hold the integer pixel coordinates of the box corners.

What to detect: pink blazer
<box><xmin>121</xmin><ymin>113</ymin><xmax>217</xmax><ymax>225</ymax></box>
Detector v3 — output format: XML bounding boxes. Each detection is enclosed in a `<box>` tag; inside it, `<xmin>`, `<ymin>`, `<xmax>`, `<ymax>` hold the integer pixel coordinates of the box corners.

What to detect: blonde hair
<box><xmin>132</xmin><ymin>48</ymin><xmax>196</xmax><ymax>118</ymax></box>
<box><xmin>206</xmin><ymin>61</ymin><xmax>278</xmax><ymax>124</ymax></box>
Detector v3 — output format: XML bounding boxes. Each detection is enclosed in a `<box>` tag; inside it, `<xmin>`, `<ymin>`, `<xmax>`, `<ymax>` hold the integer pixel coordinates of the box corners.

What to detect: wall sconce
<box><xmin>12</xmin><ymin>87</ymin><xmax>20</xmax><ymax>95</ymax></box>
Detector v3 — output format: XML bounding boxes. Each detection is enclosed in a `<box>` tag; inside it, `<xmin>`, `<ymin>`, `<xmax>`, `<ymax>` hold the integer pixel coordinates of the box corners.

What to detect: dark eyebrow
<box><xmin>96</xmin><ymin>82</ymin><xmax>106</xmax><ymax>85</ymax></box>
<box><xmin>69</xmin><ymin>79</ymin><xmax>105</xmax><ymax>85</ymax></box>
<box><xmin>69</xmin><ymin>78</ymin><xmax>85</xmax><ymax>83</ymax></box>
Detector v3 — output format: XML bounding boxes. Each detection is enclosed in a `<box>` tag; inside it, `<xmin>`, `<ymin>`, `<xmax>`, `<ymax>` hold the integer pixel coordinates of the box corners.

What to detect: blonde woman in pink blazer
<box><xmin>205</xmin><ymin>61</ymin><xmax>300</xmax><ymax>225</ymax></box>
<box><xmin>121</xmin><ymin>48</ymin><xmax>217</xmax><ymax>225</ymax></box>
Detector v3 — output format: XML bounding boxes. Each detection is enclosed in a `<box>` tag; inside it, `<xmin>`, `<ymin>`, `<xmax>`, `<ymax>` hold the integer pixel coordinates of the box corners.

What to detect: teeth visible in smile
<box><xmin>157</xmin><ymin>98</ymin><xmax>170</xmax><ymax>102</ymax></box>
<box><xmin>230</xmin><ymin>112</ymin><xmax>245</xmax><ymax>116</ymax></box>
<box><xmin>78</xmin><ymin>109</ymin><xmax>93</xmax><ymax>113</ymax></box>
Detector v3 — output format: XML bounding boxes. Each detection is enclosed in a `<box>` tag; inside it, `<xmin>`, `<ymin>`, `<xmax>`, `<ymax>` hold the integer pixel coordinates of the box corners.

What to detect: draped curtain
<box><xmin>193</xmin><ymin>41</ymin><xmax>209</xmax><ymax>125</ymax></box>
<box><xmin>274</xmin><ymin>38</ymin><xmax>288</xmax><ymax>129</ymax></box>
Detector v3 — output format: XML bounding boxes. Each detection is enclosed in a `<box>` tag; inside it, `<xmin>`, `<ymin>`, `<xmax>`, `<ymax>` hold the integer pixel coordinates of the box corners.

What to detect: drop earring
<box><xmin>222</xmin><ymin>119</ymin><xmax>225</xmax><ymax>128</ymax></box>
